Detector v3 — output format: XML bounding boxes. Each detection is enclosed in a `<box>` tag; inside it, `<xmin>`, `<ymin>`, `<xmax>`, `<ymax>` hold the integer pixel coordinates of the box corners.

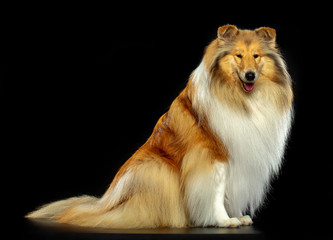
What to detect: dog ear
<box><xmin>255</xmin><ymin>27</ymin><xmax>276</xmax><ymax>46</ymax></box>
<box><xmin>217</xmin><ymin>25</ymin><xmax>239</xmax><ymax>43</ymax></box>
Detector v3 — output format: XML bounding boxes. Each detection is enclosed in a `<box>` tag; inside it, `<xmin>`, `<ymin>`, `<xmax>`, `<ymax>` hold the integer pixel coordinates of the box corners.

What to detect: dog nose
<box><xmin>245</xmin><ymin>71</ymin><xmax>256</xmax><ymax>81</ymax></box>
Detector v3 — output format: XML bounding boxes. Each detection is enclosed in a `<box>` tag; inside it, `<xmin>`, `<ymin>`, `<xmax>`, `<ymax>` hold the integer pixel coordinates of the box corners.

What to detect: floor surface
<box><xmin>22</xmin><ymin>219</ymin><xmax>266</xmax><ymax>240</ymax></box>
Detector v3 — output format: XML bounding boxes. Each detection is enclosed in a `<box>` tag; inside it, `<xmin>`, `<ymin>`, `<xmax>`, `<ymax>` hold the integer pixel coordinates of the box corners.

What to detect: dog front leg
<box><xmin>183</xmin><ymin>159</ymin><xmax>241</xmax><ymax>228</ymax></box>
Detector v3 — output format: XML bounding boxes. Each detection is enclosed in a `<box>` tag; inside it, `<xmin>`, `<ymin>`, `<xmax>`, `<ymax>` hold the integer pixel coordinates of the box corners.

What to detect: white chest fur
<box><xmin>211</xmin><ymin>100</ymin><xmax>292</xmax><ymax>216</ymax></box>
<box><xmin>192</xmin><ymin>61</ymin><xmax>292</xmax><ymax>216</ymax></box>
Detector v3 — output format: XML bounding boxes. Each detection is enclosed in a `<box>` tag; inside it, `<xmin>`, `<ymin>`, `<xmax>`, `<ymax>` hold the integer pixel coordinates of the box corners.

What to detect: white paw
<box><xmin>238</xmin><ymin>215</ymin><xmax>253</xmax><ymax>226</ymax></box>
<box><xmin>218</xmin><ymin>217</ymin><xmax>242</xmax><ymax>228</ymax></box>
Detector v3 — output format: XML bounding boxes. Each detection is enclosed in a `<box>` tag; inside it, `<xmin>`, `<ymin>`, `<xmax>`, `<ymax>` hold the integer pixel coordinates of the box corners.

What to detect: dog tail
<box><xmin>25</xmin><ymin>194</ymin><xmax>165</xmax><ymax>228</ymax></box>
<box><xmin>25</xmin><ymin>195</ymin><xmax>132</xmax><ymax>228</ymax></box>
<box><xmin>25</xmin><ymin>195</ymin><xmax>102</xmax><ymax>223</ymax></box>
<box><xmin>25</xmin><ymin>161</ymin><xmax>188</xmax><ymax>228</ymax></box>
<box><xmin>25</xmin><ymin>193</ymin><xmax>168</xmax><ymax>228</ymax></box>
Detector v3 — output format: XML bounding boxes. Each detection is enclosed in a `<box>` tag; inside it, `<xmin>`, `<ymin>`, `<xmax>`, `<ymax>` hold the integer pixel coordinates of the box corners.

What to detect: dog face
<box><xmin>216</xmin><ymin>25</ymin><xmax>277</xmax><ymax>93</ymax></box>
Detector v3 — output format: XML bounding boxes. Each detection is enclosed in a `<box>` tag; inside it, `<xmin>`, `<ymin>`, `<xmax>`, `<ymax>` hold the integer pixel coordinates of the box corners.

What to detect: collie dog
<box><xmin>27</xmin><ymin>25</ymin><xmax>293</xmax><ymax>228</ymax></box>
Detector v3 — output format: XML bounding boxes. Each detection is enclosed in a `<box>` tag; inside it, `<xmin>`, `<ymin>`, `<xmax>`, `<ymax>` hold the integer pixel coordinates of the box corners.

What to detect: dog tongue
<box><xmin>245</xmin><ymin>83</ymin><xmax>255</xmax><ymax>92</ymax></box>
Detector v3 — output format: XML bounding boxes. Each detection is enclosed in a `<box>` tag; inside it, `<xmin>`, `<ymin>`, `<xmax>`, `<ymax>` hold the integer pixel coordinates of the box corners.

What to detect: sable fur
<box><xmin>27</xmin><ymin>25</ymin><xmax>293</xmax><ymax>228</ymax></box>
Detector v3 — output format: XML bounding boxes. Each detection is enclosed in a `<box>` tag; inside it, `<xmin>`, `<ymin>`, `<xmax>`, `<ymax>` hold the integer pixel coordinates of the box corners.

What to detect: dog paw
<box><xmin>238</xmin><ymin>215</ymin><xmax>253</xmax><ymax>226</ymax></box>
<box><xmin>218</xmin><ymin>217</ymin><xmax>242</xmax><ymax>228</ymax></box>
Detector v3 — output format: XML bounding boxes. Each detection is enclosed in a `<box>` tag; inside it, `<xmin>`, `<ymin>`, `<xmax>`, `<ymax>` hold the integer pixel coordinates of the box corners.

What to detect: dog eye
<box><xmin>236</xmin><ymin>54</ymin><xmax>242</xmax><ymax>58</ymax></box>
<box><xmin>253</xmin><ymin>54</ymin><xmax>259</xmax><ymax>59</ymax></box>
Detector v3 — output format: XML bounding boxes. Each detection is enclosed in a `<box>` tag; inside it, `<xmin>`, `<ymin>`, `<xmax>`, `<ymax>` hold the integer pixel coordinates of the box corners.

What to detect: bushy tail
<box><xmin>26</xmin><ymin>195</ymin><xmax>96</xmax><ymax>219</ymax></box>
<box><xmin>25</xmin><ymin>195</ymin><xmax>167</xmax><ymax>228</ymax></box>
<box><xmin>25</xmin><ymin>195</ymin><xmax>135</xmax><ymax>228</ymax></box>
<box><xmin>26</xmin><ymin>160</ymin><xmax>188</xmax><ymax>228</ymax></box>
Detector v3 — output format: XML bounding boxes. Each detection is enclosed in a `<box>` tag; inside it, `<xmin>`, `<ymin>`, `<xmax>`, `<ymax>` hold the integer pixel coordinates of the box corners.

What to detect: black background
<box><xmin>3</xmin><ymin>3</ymin><xmax>333</xmax><ymax>239</ymax></box>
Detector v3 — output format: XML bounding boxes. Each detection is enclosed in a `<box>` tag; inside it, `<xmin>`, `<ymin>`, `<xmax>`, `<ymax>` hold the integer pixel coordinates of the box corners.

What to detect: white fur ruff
<box><xmin>192</xmin><ymin>61</ymin><xmax>292</xmax><ymax>217</ymax></box>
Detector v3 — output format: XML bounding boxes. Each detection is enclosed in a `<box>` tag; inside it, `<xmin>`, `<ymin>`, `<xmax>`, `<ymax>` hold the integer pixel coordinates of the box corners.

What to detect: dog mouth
<box><xmin>242</xmin><ymin>81</ymin><xmax>255</xmax><ymax>92</ymax></box>
<box><xmin>237</xmin><ymin>73</ymin><xmax>255</xmax><ymax>92</ymax></box>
